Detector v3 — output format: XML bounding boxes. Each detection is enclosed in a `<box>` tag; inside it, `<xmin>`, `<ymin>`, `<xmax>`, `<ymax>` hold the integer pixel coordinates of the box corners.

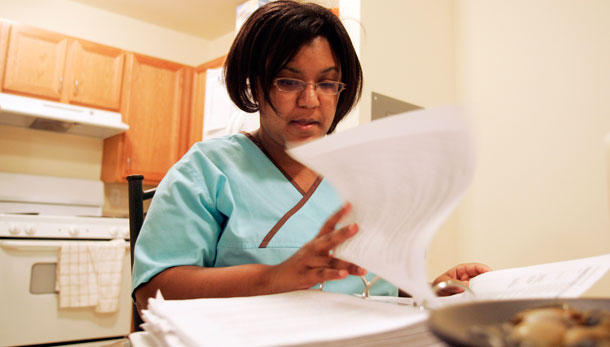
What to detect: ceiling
<box><xmin>69</xmin><ymin>0</ymin><xmax>246</xmax><ymax>40</ymax></box>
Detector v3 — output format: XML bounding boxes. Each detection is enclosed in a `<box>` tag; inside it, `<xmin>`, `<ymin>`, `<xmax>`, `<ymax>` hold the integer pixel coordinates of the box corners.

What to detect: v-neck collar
<box><xmin>242</xmin><ymin>132</ymin><xmax>322</xmax><ymax>196</ymax></box>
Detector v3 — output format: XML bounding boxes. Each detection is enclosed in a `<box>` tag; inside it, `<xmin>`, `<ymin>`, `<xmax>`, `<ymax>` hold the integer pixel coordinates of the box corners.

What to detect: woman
<box><xmin>132</xmin><ymin>0</ymin><xmax>489</xmax><ymax>311</ymax></box>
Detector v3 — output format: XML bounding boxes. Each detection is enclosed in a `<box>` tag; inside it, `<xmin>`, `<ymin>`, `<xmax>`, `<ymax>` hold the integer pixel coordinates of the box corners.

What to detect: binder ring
<box><xmin>359</xmin><ymin>275</ymin><xmax>380</xmax><ymax>298</ymax></box>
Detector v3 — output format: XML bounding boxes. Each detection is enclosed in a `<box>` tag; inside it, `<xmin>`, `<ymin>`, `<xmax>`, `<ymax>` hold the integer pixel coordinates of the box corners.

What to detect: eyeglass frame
<box><xmin>272</xmin><ymin>77</ymin><xmax>347</xmax><ymax>95</ymax></box>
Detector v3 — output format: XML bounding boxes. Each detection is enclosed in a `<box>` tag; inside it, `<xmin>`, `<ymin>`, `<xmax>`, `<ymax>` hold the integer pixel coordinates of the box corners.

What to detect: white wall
<box><xmin>454</xmin><ymin>0</ymin><xmax>610</xmax><ymax>295</ymax></box>
<box><xmin>0</xmin><ymin>124</ymin><xmax>103</xmax><ymax>179</ymax></box>
<box><xmin>209</xmin><ymin>31</ymin><xmax>237</xmax><ymax>64</ymax></box>
<box><xmin>336</xmin><ymin>0</ymin><xmax>361</xmax><ymax>131</ymax></box>
<box><xmin>359</xmin><ymin>0</ymin><xmax>456</xmax><ymax>118</ymax></box>
<box><xmin>338</xmin><ymin>0</ymin><xmax>455</xmax><ymax>128</ymax></box>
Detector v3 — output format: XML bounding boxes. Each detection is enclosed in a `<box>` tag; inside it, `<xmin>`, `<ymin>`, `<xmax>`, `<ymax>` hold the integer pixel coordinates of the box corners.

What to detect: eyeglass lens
<box><xmin>274</xmin><ymin>78</ymin><xmax>345</xmax><ymax>95</ymax></box>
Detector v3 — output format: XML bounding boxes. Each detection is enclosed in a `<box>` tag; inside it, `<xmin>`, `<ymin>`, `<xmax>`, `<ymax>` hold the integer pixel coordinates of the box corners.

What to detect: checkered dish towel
<box><xmin>55</xmin><ymin>239</ymin><xmax>126</xmax><ymax>313</ymax></box>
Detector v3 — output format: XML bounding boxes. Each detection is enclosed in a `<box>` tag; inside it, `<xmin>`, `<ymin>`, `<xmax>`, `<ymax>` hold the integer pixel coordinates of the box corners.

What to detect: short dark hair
<box><xmin>224</xmin><ymin>0</ymin><xmax>362</xmax><ymax>134</ymax></box>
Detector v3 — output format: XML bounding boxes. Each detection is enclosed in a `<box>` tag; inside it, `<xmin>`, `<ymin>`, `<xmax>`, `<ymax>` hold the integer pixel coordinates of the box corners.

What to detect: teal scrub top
<box><xmin>132</xmin><ymin>133</ymin><xmax>397</xmax><ymax>297</ymax></box>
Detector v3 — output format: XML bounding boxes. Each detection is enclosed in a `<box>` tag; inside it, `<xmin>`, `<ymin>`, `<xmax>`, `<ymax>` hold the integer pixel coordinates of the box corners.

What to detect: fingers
<box><xmin>301</xmin><ymin>221</ymin><xmax>367</xmax><ymax>283</ymax></box>
<box><xmin>432</xmin><ymin>263</ymin><xmax>493</xmax><ymax>296</ymax></box>
<box><xmin>435</xmin><ymin>280</ymin><xmax>467</xmax><ymax>296</ymax></box>
<box><xmin>456</xmin><ymin>267</ymin><xmax>471</xmax><ymax>281</ymax></box>
<box><xmin>473</xmin><ymin>263</ymin><xmax>493</xmax><ymax>274</ymax></box>
<box><xmin>440</xmin><ymin>263</ymin><xmax>492</xmax><ymax>283</ymax></box>
<box><xmin>304</xmin><ymin>266</ymin><xmax>365</xmax><ymax>284</ymax></box>
<box><xmin>311</xmin><ymin>268</ymin><xmax>349</xmax><ymax>283</ymax></box>
<box><xmin>272</xmin><ymin>203</ymin><xmax>365</xmax><ymax>291</ymax></box>
<box><xmin>457</xmin><ymin>263</ymin><xmax>492</xmax><ymax>280</ymax></box>
<box><xmin>306</xmin><ymin>255</ymin><xmax>367</xmax><ymax>276</ymax></box>
<box><xmin>318</xmin><ymin>203</ymin><xmax>352</xmax><ymax>237</ymax></box>
<box><xmin>432</xmin><ymin>274</ymin><xmax>469</xmax><ymax>296</ymax></box>
<box><xmin>312</xmin><ymin>223</ymin><xmax>358</xmax><ymax>254</ymax></box>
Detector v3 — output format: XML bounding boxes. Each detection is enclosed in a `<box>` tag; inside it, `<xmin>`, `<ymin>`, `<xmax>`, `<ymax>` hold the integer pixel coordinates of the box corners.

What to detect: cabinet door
<box><xmin>122</xmin><ymin>54</ymin><xmax>191</xmax><ymax>183</ymax></box>
<box><xmin>65</xmin><ymin>39</ymin><xmax>124</xmax><ymax>110</ymax></box>
<box><xmin>3</xmin><ymin>24</ymin><xmax>68</xmax><ymax>100</ymax></box>
<box><xmin>0</xmin><ymin>21</ymin><xmax>10</xmax><ymax>87</ymax></box>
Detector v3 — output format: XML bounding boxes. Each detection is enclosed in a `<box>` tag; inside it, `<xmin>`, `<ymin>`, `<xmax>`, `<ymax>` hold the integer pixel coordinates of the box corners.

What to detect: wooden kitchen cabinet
<box><xmin>3</xmin><ymin>24</ymin><xmax>68</xmax><ymax>101</ymax></box>
<box><xmin>2</xmin><ymin>24</ymin><xmax>124</xmax><ymax>110</ymax></box>
<box><xmin>0</xmin><ymin>20</ymin><xmax>10</xmax><ymax>88</ymax></box>
<box><xmin>102</xmin><ymin>53</ymin><xmax>193</xmax><ymax>185</ymax></box>
<box><xmin>63</xmin><ymin>39</ymin><xmax>124</xmax><ymax>110</ymax></box>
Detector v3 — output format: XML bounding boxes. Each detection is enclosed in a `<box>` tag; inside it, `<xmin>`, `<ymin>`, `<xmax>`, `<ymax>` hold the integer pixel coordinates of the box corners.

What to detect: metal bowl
<box><xmin>428</xmin><ymin>298</ymin><xmax>610</xmax><ymax>346</ymax></box>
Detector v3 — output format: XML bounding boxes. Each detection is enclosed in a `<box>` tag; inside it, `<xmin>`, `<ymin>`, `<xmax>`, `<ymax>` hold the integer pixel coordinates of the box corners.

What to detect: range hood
<box><xmin>0</xmin><ymin>92</ymin><xmax>129</xmax><ymax>139</ymax></box>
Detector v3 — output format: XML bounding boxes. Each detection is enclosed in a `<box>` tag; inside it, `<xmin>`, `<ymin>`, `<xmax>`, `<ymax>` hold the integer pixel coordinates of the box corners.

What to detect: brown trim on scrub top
<box><xmin>259</xmin><ymin>175</ymin><xmax>323</xmax><ymax>248</ymax></box>
<box><xmin>242</xmin><ymin>132</ymin><xmax>324</xmax><ymax>248</ymax></box>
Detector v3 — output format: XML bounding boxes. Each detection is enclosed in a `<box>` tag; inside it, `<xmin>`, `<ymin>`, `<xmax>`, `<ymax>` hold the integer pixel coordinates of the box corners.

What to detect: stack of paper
<box><xmin>289</xmin><ymin>106</ymin><xmax>475</xmax><ymax>304</ymax></box>
<box><xmin>139</xmin><ymin>253</ymin><xmax>609</xmax><ymax>346</ymax></box>
<box><xmin>142</xmin><ymin>290</ymin><xmax>432</xmax><ymax>347</ymax></box>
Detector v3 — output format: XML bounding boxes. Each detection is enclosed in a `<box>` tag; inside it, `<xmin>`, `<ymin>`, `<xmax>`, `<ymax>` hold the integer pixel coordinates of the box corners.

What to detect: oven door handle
<box><xmin>0</xmin><ymin>240</ymin><xmax>130</xmax><ymax>251</ymax></box>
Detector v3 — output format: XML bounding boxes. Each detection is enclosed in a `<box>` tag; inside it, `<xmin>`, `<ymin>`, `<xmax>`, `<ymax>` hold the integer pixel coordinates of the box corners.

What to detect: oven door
<box><xmin>0</xmin><ymin>239</ymin><xmax>132</xmax><ymax>347</ymax></box>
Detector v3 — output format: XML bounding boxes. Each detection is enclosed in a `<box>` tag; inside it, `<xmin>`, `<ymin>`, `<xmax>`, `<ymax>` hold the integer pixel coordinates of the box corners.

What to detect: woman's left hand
<box><xmin>432</xmin><ymin>263</ymin><xmax>492</xmax><ymax>296</ymax></box>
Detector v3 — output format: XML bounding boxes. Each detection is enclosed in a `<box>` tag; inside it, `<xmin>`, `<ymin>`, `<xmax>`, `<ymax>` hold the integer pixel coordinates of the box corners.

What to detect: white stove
<box><xmin>0</xmin><ymin>171</ymin><xmax>129</xmax><ymax>239</ymax></box>
<box><xmin>1</xmin><ymin>214</ymin><xmax>129</xmax><ymax>239</ymax></box>
<box><xmin>0</xmin><ymin>172</ymin><xmax>131</xmax><ymax>347</ymax></box>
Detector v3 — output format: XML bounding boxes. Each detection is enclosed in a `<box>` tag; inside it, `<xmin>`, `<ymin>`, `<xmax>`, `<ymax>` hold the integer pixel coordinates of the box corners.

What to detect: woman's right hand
<box><xmin>266</xmin><ymin>203</ymin><xmax>367</xmax><ymax>293</ymax></box>
<box><xmin>135</xmin><ymin>203</ymin><xmax>366</xmax><ymax>310</ymax></box>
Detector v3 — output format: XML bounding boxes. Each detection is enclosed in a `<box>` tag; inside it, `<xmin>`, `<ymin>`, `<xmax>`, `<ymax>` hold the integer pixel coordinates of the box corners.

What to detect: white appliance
<box><xmin>0</xmin><ymin>92</ymin><xmax>129</xmax><ymax>139</ymax></box>
<box><xmin>0</xmin><ymin>172</ymin><xmax>132</xmax><ymax>346</ymax></box>
<box><xmin>202</xmin><ymin>67</ymin><xmax>259</xmax><ymax>140</ymax></box>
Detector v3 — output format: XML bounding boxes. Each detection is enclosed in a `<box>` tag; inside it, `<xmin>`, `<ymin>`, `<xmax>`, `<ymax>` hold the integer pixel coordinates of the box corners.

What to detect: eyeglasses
<box><xmin>273</xmin><ymin>78</ymin><xmax>347</xmax><ymax>95</ymax></box>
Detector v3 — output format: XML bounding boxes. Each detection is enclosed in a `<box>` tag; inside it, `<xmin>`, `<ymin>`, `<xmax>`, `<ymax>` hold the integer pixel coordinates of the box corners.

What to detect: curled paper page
<box><xmin>288</xmin><ymin>106</ymin><xmax>475</xmax><ymax>305</ymax></box>
<box><xmin>438</xmin><ymin>253</ymin><xmax>610</xmax><ymax>305</ymax></box>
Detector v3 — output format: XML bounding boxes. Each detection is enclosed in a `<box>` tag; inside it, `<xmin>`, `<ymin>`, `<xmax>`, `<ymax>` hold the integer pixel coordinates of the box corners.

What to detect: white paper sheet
<box><xmin>288</xmin><ymin>106</ymin><xmax>475</xmax><ymax>304</ymax></box>
<box><xmin>142</xmin><ymin>290</ymin><xmax>428</xmax><ymax>347</ymax></box>
<box><xmin>439</xmin><ymin>253</ymin><xmax>610</xmax><ymax>305</ymax></box>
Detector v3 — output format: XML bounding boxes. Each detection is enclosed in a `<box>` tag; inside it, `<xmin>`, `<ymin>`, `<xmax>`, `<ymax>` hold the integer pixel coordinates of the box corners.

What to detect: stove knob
<box><xmin>8</xmin><ymin>224</ymin><xmax>20</xmax><ymax>235</ymax></box>
<box><xmin>24</xmin><ymin>224</ymin><xmax>35</xmax><ymax>235</ymax></box>
<box><xmin>68</xmin><ymin>226</ymin><xmax>80</xmax><ymax>237</ymax></box>
<box><xmin>109</xmin><ymin>227</ymin><xmax>119</xmax><ymax>238</ymax></box>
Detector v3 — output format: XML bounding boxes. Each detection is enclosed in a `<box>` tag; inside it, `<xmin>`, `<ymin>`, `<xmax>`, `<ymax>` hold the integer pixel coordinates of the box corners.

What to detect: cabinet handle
<box><xmin>74</xmin><ymin>80</ymin><xmax>79</xmax><ymax>95</ymax></box>
<box><xmin>58</xmin><ymin>77</ymin><xmax>63</xmax><ymax>92</ymax></box>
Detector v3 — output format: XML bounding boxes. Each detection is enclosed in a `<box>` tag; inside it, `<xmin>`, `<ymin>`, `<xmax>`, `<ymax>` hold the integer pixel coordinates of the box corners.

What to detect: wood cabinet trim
<box><xmin>179</xmin><ymin>66</ymin><xmax>194</xmax><ymax>156</ymax></box>
<box><xmin>0</xmin><ymin>21</ymin><xmax>10</xmax><ymax>88</ymax></box>
<box><xmin>102</xmin><ymin>53</ymin><xmax>133</xmax><ymax>183</ymax></box>
<box><xmin>132</xmin><ymin>52</ymin><xmax>187</xmax><ymax>71</ymax></box>
<box><xmin>195</xmin><ymin>55</ymin><xmax>226</xmax><ymax>72</ymax></box>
